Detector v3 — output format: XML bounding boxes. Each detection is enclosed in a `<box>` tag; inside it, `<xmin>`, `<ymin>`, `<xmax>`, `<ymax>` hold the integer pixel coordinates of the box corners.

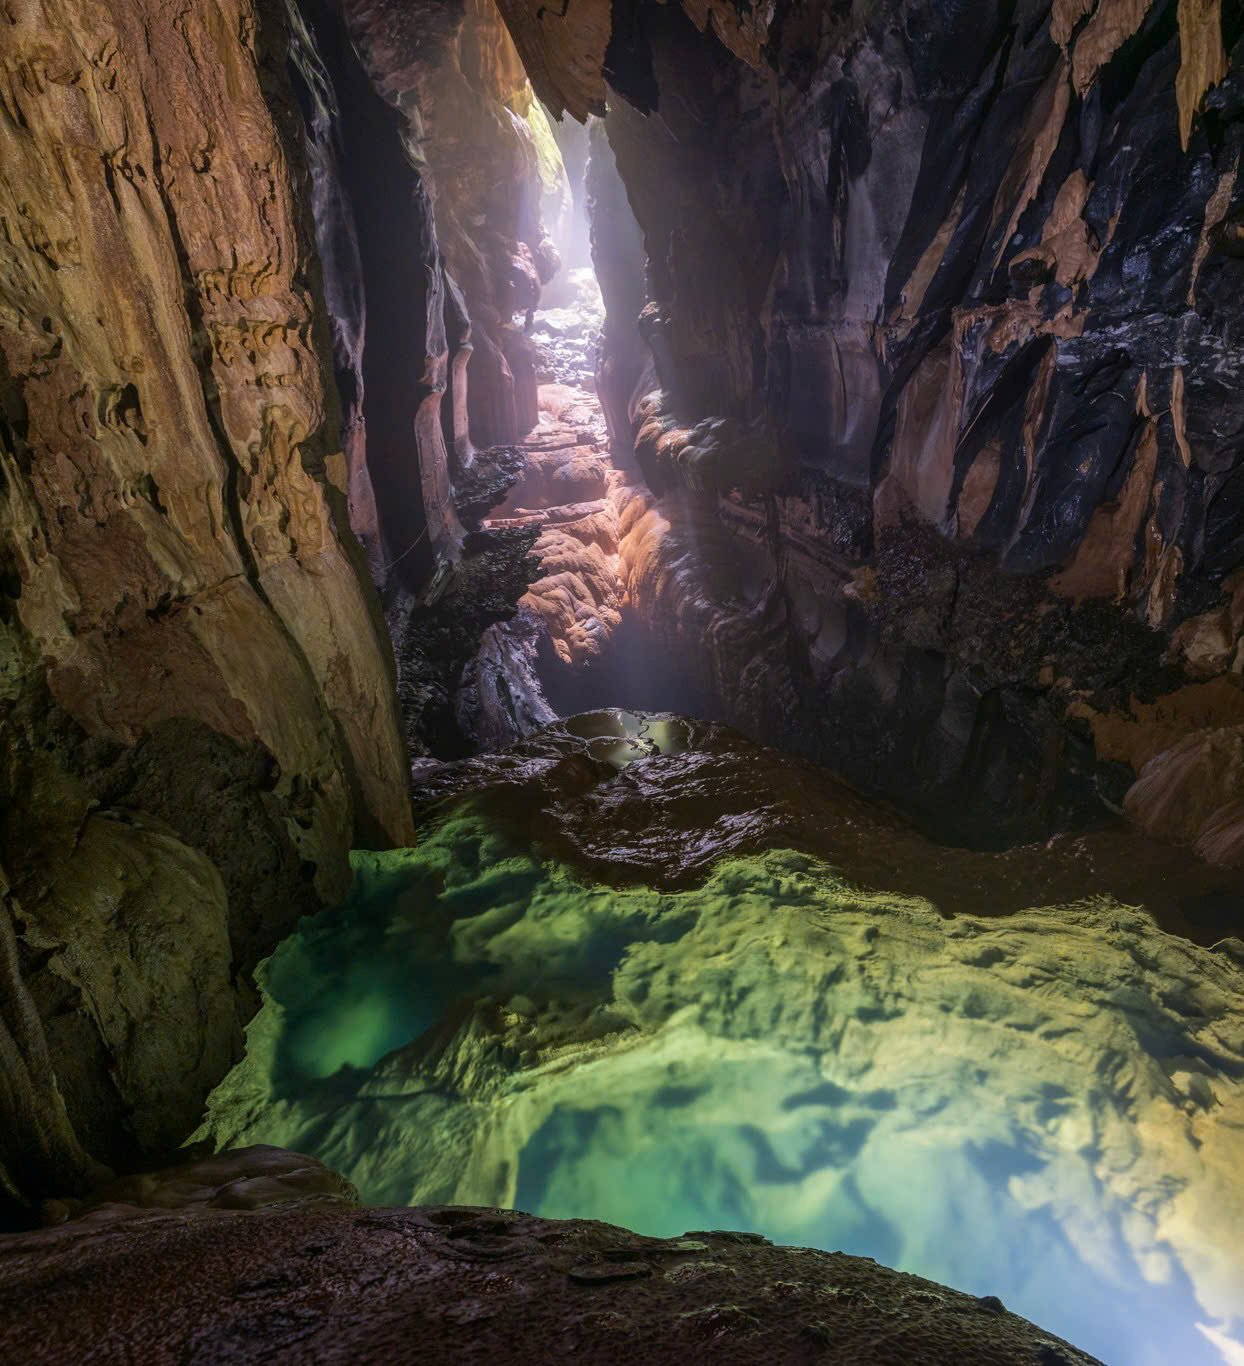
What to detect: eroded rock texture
<box><xmin>417</xmin><ymin>0</ymin><xmax>564</xmax><ymax>448</ymax></box>
<box><xmin>399</xmin><ymin>709</ymin><xmax>1238</xmax><ymax>925</ymax></box>
<box><xmin>0</xmin><ymin>1153</ymin><xmax>1102</xmax><ymax>1365</ymax></box>
<box><xmin>490</xmin><ymin>385</ymin><xmax>622</xmax><ymax>665</ymax></box>
<box><xmin>500</xmin><ymin>0</ymin><xmax>1244</xmax><ymax>853</ymax></box>
<box><xmin>290</xmin><ymin>0</ymin><xmax>463</xmax><ymax>585</ymax></box>
<box><xmin>290</xmin><ymin>0</ymin><xmax>574</xmax><ymax>755</ymax></box>
<box><xmin>0</xmin><ymin>0</ymin><xmax>412</xmax><ymax>1211</ymax></box>
<box><xmin>326</xmin><ymin>0</ymin><xmax>563</xmax><ymax>552</ymax></box>
<box><xmin>198</xmin><ymin>714</ymin><xmax>1244</xmax><ymax>1362</ymax></box>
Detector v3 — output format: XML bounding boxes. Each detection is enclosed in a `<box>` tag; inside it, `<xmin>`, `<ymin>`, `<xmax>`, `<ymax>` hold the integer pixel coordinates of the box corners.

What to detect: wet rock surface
<box><xmin>387</xmin><ymin>526</ymin><xmax>541</xmax><ymax>758</ymax></box>
<box><xmin>0</xmin><ymin>1184</ymin><xmax>1101</xmax><ymax>1365</ymax></box>
<box><xmin>1</xmin><ymin>5</ymin><xmax>1241</xmax><ymax>1359</ymax></box>
<box><xmin>38</xmin><ymin>1145</ymin><xmax>357</xmax><ymax>1227</ymax></box>
<box><xmin>452</xmin><ymin>335</ymin><xmax>636</xmax><ymax>747</ymax></box>
<box><xmin>300</xmin><ymin>0</ymin><xmax>582</xmax><ymax>763</ymax></box>
<box><xmin>200</xmin><ymin>712</ymin><xmax>1242</xmax><ymax>1362</ymax></box>
<box><xmin>499</xmin><ymin>0</ymin><xmax>1244</xmax><ymax>856</ymax></box>
<box><xmin>409</xmin><ymin>709</ymin><xmax>1241</xmax><ymax>932</ymax></box>
<box><xmin>460</xmin><ymin>284</ymin><xmax>716</xmax><ymax>747</ymax></box>
<box><xmin>488</xmin><ymin>381</ymin><xmax>625</xmax><ymax>673</ymax></box>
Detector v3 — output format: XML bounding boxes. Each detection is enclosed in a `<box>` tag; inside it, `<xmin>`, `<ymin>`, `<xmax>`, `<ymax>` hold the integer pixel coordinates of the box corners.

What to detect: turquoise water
<box><xmin>200</xmin><ymin>798</ymin><xmax>1244</xmax><ymax>1366</ymax></box>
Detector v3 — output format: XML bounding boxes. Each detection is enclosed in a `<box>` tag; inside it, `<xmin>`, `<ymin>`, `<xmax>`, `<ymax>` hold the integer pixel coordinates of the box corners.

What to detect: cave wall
<box><xmin>417</xmin><ymin>0</ymin><xmax>563</xmax><ymax>448</ymax></box>
<box><xmin>586</xmin><ymin>117</ymin><xmax>651</xmax><ymax>468</ymax></box>
<box><xmin>4</xmin><ymin>0</ymin><xmax>1239</xmax><ymax>1217</ymax></box>
<box><xmin>305</xmin><ymin>0</ymin><xmax>568</xmax><ymax>755</ymax></box>
<box><xmin>501</xmin><ymin>0</ymin><xmax>1244</xmax><ymax>854</ymax></box>
<box><xmin>332</xmin><ymin>0</ymin><xmax>561</xmax><ymax>490</ymax></box>
<box><xmin>0</xmin><ymin>0</ymin><xmax>413</xmax><ymax>1210</ymax></box>
<box><xmin>291</xmin><ymin>0</ymin><xmax>467</xmax><ymax>590</ymax></box>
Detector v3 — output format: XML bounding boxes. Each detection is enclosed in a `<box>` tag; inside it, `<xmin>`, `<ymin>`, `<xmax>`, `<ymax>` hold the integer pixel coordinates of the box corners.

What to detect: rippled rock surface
<box><xmin>200</xmin><ymin>712</ymin><xmax>1244</xmax><ymax>1365</ymax></box>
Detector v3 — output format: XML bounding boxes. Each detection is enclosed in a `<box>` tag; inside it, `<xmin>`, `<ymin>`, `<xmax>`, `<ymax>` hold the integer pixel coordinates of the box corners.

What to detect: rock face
<box><xmin>398</xmin><ymin>709</ymin><xmax>1238</xmax><ymax>924</ymax></box>
<box><xmin>42</xmin><ymin>1143</ymin><xmax>358</xmax><ymax>1224</ymax></box>
<box><xmin>292</xmin><ymin>0</ymin><xmax>577</xmax><ymax>757</ymax></box>
<box><xmin>489</xmin><ymin>383</ymin><xmax>624</xmax><ymax>672</ymax></box>
<box><xmin>200</xmin><ymin>713</ymin><xmax>1244</xmax><ymax>1364</ymax></box>
<box><xmin>0</xmin><ymin>1157</ymin><xmax>1102</xmax><ymax>1366</ymax></box>
<box><xmin>497</xmin><ymin>0</ymin><xmax>1244</xmax><ymax>852</ymax></box>
<box><xmin>462</xmin><ymin>280</ymin><xmax>723</xmax><ymax>742</ymax></box>
<box><xmin>585</xmin><ymin>118</ymin><xmax>651</xmax><ymax>467</ymax></box>
<box><xmin>291</xmin><ymin>0</ymin><xmax>465</xmax><ymax>587</ymax></box>
<box><xmin>0</xmin><ymin>0</ymin><xmax>412</xmax><ymax>1211</ymax></box>
<box><xmin>306</xmin><ymin>0</ymin><xmax>563</xmax><ymax>584</ymax></box>
<box><xmin>416</xmin><ymin>0</ymin><xmax>564</xmax><ymax>449</ymax></box>
<box><xmin>2</xmin><ymin>0</ymin><xmax>1239</xmax><ymax>1291</ymax></box>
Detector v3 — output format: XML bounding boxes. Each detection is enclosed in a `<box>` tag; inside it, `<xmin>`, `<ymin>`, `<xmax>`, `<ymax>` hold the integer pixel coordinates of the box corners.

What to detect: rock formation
<box><xmin>416</xmin><ymin>0</ymin><xmax>564</xmax><ymax>448</ymax></box>
<box><xmin>289</xmin><ymin>0</ymin><xmax>579</xmax><ymax>759</ymax></box>
<box><xmin>498</xmin><ymin>0</ymin><xmax>1244</xmax><ymax>854</ymax></box>
<box><xmin>305</xmin><ymin>0</ymin><xmax>563</xmax><ymax>581</ymax></box>
<box><xmin>199</xmin><ymin>713</ymin><xmax>1244</xmax><ymax>1365</ymax></box>
<box><xmin>0</xmin><ymin>1148</ymin><xmax>1102</xmax><ymax>1364</ymax></box>
<box><xmin>1</xmin><ymin>2</ymin><xmax>1241</xmax><ymax>1359</ymax></box>
<box><xmin>0</xmin><ymin>0</ymin><xmax>412</xmax><ymax>1211</ymax></box>
<box><xmin>489</xmin><ymin>383</ymin><xmax>623</xmax><ymax>667</ymax></box>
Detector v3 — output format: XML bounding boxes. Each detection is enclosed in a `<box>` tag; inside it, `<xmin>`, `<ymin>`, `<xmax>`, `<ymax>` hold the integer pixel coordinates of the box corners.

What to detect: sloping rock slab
<box><xmin>0</xmin><ymin>1201</ymin><xmax>1097</xmax><ymax>1365</ymax></box>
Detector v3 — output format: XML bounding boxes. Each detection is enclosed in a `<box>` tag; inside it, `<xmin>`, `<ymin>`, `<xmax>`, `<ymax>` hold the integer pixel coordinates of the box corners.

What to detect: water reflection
<box><xmin>200</xmin><ymin>775</ymin><xmax>1244</xmax><ymax>1366</ymax></box>
<box><xmin>561</xmin><ymin>709</ymin><xmax>691</xmax><ymax>768</ymax></box>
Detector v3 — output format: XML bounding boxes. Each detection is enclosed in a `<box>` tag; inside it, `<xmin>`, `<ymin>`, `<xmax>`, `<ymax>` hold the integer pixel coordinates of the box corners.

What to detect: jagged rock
<box><xmin>299</xmin><ymin>0</ymin><xmax>465</xmax><ymax>585</ymax></box>
<box><xmin>3</xmin><ymin>6</ymin><xmax>1242</xmax><ymax>1335</ymax></box>
<box><xmin>453</xmin><ymin>443</ymin><xmax>529</xmax><ymax>531</ymax></box>
<box><xmin>387</xmin><ymin>528</ymin><xmax>541</xmax><ymax>756</ymax></box>
<box><xmin>339</xmin><ymin>0</ymin><xmax>559</xmax><ymax>458</ymax></box>
<box><xmin>484</xmin><ymin>381</ymin><xmax>623</xmax><ymax>671</ymax></box>
<box><xmin>494</xmin><ymin>0</ymin><xmax>1244</xmax><ymax>851</ymax></box>
<box><xmin>393</xmin><ymin>709</ymin><xmax>1237</xmax><ymax>922</ymax></box>
<box><xmin>297</xmin><ymin>0</ymin><xmax>576</xmax><ymax>761</ymax></box>
<box><xmin>455</xmin><ymin>606</ymin><xmax>558</xmax><ymax>749</ymax></box>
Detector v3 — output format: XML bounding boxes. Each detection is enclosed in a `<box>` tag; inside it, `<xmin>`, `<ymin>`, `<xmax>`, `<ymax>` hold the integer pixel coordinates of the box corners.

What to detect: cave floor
<box><xmin>0</xmin><ymin>1171</ymin><xmax>1101</xmax><ymax>1365</ymax></box>
<box><xmin>191</xmin><ymin>712</ymin><xmax>1244</xmax><ymax>1366</ymax></box>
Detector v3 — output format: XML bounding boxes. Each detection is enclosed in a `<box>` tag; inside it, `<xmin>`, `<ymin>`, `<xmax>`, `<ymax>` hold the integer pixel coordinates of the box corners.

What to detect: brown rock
<box><xmin>0</xmin><ymin>0</ymin><xmax>410</xmax><ymax>1208</ymax></box>
<box><xmin>1125</xmin><ymin>724</ymin><xmax>1244</xmax><ymax>866</ymax></box>
<box><xmin>0</xmin><ymin>1189</ymin><xmax>1102</xmax><ymax>1364</ymax></box>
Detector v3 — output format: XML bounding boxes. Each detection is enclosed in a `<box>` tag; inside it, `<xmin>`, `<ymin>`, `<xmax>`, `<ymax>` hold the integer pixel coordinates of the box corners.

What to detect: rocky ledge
<box><xmin>0</xmin><ymin>1147</ymin><xmax>1097</xmax><ymax>1365</ymax></box>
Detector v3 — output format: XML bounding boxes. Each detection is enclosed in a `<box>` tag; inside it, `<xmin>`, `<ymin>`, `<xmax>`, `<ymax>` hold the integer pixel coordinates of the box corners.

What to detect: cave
<box><xmin>1</xmin><ymin>0</ymin><xmax>1243</xmax><ymax>1362</ymax></box>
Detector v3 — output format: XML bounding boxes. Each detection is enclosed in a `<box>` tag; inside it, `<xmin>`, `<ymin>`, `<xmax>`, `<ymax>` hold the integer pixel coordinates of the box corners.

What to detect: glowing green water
<box><xmin>200</xmin><ymin>802</ymin><xmax>1244</xmax><ymax>1366</ymax></box>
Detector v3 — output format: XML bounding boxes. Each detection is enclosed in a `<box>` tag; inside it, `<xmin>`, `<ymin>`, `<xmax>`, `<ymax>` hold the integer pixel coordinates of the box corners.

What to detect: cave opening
<box><xmin>343</xmin><ymin>41</ymin><xmax>725</xmax><ymax>756</ymax></box>
<box><xmin>473</xmin><ymin>117</ymin><xmax>725</xmax><ymax>728</ymax></box>
<box><xmin>2</xmin><ymin>0</ymin><xmax>1244</xmax><ymax>1362</ymax></box>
